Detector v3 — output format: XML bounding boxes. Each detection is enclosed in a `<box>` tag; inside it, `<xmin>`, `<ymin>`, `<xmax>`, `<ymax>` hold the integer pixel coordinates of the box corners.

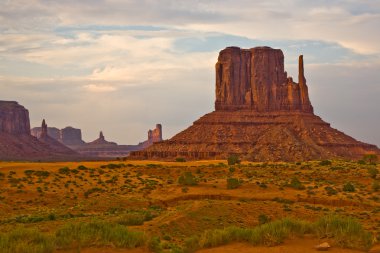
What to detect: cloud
<box><xmin>0</xmin><ymin>0</ymin><xmax>379</xmax><ymax>146</ymax></box>
<box><xmin>84</xmin><ymin>84</ymin><xmax>117</xmax><ymax>93</ymax></box>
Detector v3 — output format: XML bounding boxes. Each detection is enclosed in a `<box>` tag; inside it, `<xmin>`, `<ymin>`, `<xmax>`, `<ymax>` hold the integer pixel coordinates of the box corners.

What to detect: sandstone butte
<box><xmin>130</xmin><ymin>46</ymin><xmax>380</xmax><ymax>161</ymax></box>
<box><xmin>0</xmin><ymin>101</ymin><xmax>78</xmax><ymax>160</ymax></box>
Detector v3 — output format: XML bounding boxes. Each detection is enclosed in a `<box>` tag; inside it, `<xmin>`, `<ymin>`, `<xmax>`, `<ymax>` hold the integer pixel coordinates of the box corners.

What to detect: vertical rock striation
<box><xmin>0</xmin><ymin>101</ymin><xmax>30</xmax><ymax>134</ymax></box>
<box><xmin>215</xmin><ymin>47</ymin><xmax>313</xmax><ymax>113</ymax></box>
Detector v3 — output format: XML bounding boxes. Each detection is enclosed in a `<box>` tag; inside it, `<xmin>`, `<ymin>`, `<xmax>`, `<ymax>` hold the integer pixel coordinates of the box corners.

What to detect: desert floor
<box><xmin>0</xmin><ymin>159</ymin><xmax>379</xmax><ymax>252</ymax></box>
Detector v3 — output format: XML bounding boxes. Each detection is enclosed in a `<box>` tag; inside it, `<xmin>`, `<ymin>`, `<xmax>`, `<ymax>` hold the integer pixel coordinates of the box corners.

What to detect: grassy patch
<box><xmin>182</xmin><ymin>214</ymin><xmax>373</xmax><ymax>252</ymax></box>
<box><xmin>55</xmin><ymin>220</ymin><xmax>145</xmax><ymax>249</ymax></box>
<box><xmin>0</xmin><ymin>227</ymin><xmax>54</xmax><ymax>253</ymax></box>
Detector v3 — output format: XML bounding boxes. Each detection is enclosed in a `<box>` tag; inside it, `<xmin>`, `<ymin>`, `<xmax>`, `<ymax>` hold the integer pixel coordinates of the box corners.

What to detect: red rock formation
<box><xmin>0</xmin><ymin>101</ymin><xmax>30</xmax><ymax>134</ymax></box>
<box><xmin>215</xmin><ymin>47</ymin><xmax>313</xmax><ymax>113</ymax></box>
<box><xmin>37</xmin><ymin>119</ymin><xmax>78</xmax><ymax>155</ymax></box>
<box><xmin>60</xmin><ymin>126</ymin><xmax>85</xmax><ymax>147</ymax></box>
<box><xmin>0</xmin><ymin>101</ymin><xmax>78</xmax><ymax>160</ymax></box>
<box><xmin>130</xmin><ymin>46</ymin><xmax>379</xmax><ymax>161</ymax></box>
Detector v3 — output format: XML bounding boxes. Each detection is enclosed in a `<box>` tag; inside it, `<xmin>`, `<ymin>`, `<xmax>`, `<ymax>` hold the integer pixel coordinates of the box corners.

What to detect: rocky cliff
<box><xmin>37</xmin><ymin>119</ymin><xmax>78</xmax><ymax>155</ymax></box>
<box><xmin>0</xmin><ymin>101</ymin><xmax>79</xmax><ymax>160</ymax></box>
<box><xmin>0</xmin><ymin>101</ymin><xmax>30</xmax><ymax>134</ymax></box>
<box><xmin>215</xmin><ymin>47</ymin><xmax>313</xmax><ymax>112</ymax></box>
<box><xmin>31</xmin><ymin>125</ymin><xmax>85</xmax><ymax>148</ymax></box>
<box><xmin>130</xmin><ymin>46</ymin><xmax>379</xmax><ymax>161</ymax></box>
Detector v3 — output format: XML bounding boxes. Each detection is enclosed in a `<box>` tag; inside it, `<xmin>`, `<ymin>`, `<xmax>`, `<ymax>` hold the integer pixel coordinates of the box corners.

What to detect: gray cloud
<box><xmin>0</xmin><ymin>0</ymin><xmax>379</xmax><ymax>146</ymax></box>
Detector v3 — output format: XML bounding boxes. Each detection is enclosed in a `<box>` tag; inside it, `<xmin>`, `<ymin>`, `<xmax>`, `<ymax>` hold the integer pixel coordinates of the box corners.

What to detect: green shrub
<box><xmin>343</xmin><ymin>182</ymin><xmax>355</xmax><ymax>192</ymax></box>
<box><xmin>258</xmin><ymin>214</ymin><xmax>270</xmax><ymax>225</ymax></box>
<box><xmin>319</xmin><ymin>160</ymin><xmax>332</xmax><ymax>166</ymax></box>
<box><xmin>229</xmin><ymin>167</ymin><xmax>235</xmax><ymax>173</ymax></box>
<box><xmin>372</xmin><ymin>181</ymin><xmax>380</xmax><ymax>192</ymax></box>
<box><xmin>227</xmin><ymin>155</ymin><xmax>240</xmax><ymax>165</ymax></box>
<box><xmin>84</xmin><ymin>187</ymin><xmax>104</xmax><ymax>198</ymax></box>
<box><xmin>175</xmin><ymin>157</ymin><xmax>186</xmax><ymax>162</ymax></box>
<box><xmin>288</xmin><ymin>177</ymin><xmax>305</xmax><ymax>190</ymax></box>
<box><xmin>0</xmin><ymin>227</ymin><xmax>54</xmax><ymax>253</ymax></box>
<box><xmin>148</xmin><ymin>236</ymin><xmax>162</xmax><ymax>253</ymax></box>
<box><xmin>314</xmin><ymin>214</ymin><xmax>372</xmax><ymax>250</ymax></box>
<box><xmin>226</xmin><ymin>178</ymin><xmax>241</xmax><ymax>189</ymax></box>
<box><xmin>117</xmin><ymin>211</ymin><xmax>154</xmax><ymax>226</ymax></box>
<box><xmin>324</xmin><ymin>186</ymin><xmax>338</xmax><ymax>195</ymax></box>
<box><xmin>178</xmin><ymin>172</ymin><xmax>197</xmax><ymax>186</ymax></box>
<box><xmin>362</xmin><ymin>154</ymin><xmax>378</xmax><ymax>164</ymax></box>
<box><xmin>183</xmin><ymin>214</ymin><xmax>372</xmax><ymax>252</ymax></box>
<box><xmin>367</xmin><ymin>167</ymin><xmax>379</xmax><ymax>179</ymax></box>
<box><xmin>55</xmin><ymin>221</ymin><xmax>145</xmax><ymax>249</ymax></box>
<box><xmin>58</xmin><ymin>167</ymin><xmax>70</xmax><ymax>175</ymax></box>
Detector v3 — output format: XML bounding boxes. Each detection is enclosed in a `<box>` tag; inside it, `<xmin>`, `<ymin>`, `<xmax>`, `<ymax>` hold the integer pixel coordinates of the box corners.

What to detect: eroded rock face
<box><xmin>0</xmin><ymin>101</ymin><xmax>79</xmax><ymax>160</ymax></box>
<box><xmin>130</xmin><ymin>46</ymin><xmax>379</xmax><ymax>161</ymax></box>
<box><xmin>31</xmin><ymin>125</ymin><xmax>85</xmax><ymax>147</ymax></box>
<box><xmin>215</xmin><ymin>47</ymin><xmax>313</xmax><ymax>113</ymax></box>
<box><xmin>0</xmin><ymin>101</ymin><xmax>30</xmax><ymax>134</ymax></box>
<box><xmin>60</xmin><ymin>127</ymin><xmax>85</xmax><ymax>146</ymax></box>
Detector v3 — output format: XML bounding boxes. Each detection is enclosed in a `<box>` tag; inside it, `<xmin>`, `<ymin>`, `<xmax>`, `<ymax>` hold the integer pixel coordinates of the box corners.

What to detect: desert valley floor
<box><xmin>0</xmin><ymin>159</ymin><xmax>379</xmax><ymax>252</ymax></box>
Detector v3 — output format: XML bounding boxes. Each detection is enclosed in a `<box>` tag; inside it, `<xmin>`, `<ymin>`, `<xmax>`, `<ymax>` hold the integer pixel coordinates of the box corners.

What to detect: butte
<box><xmin>130</xmin><ymin>46</ymin><xmax>379</xmax><ymax>161</ymax></box>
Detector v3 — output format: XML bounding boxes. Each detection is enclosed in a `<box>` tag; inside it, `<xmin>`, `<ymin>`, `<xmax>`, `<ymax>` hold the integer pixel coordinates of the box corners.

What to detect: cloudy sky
<box><xmin>1</xmin><ymin>0</ymin><xmax>379</xmax><ymax>146</ymax></box>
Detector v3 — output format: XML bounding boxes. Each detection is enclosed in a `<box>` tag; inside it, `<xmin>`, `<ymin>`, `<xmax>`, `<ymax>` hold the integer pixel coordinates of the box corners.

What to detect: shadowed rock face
<box><xmin>130</xmin><ymin>46</ymin><xmax>379</xmax><ymax>161</ymax></box>
<box><xmin>215</xmin><ymin>47</ymin><xmax>313</xmax><ymax>112</ymax></box>
<box><xmin>0</xmin><ymin>101</ymin><xmax>30</xmax><ymax>134</ymax></box>
<box><xmin>0</xmin><ymin>102</ymin><xmax>78</xmax><ymax>160</ymax></box>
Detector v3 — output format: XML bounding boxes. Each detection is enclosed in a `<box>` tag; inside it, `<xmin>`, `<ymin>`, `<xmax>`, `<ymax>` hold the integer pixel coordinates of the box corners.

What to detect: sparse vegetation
<box><xmin>343</xmin><ymin>182</ymin><xmax>355</xmax><ymax>192</ymax></box>
<box><xmin>226</xmin><ymin>178</ymin><xmax>242</xmax><ymax>189</ymax></box>
<box><xmin>55</xmin><ymin>221</ymin><xmax>146</xmax><ymax>249</ymax></box>
<box><xmin>178</xmin><ymin>172</ymin><xmax>198</xmax><ymax>186</ymax></box>
<box><xmin>0</xmin><ymin>160</ymin><xmax>378</xmax><ymax>252</ymax></box>
<box><xmin>227</xmin><ymin>155</ymin><xmax>240</xmax><ymax>165</ymax></box>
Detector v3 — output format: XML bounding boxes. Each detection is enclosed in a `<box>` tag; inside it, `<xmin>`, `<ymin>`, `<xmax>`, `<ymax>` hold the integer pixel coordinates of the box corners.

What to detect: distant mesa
<box><xmin>74</xmin><ymin>125</ymin><xmax>163</xmax><ymax>158</ymax></box>
<box><xmin>130</xmin><ymin>46</ymin><xmax>379</xmax><ymax>161</ymax></box>
<box><xmin>36</xmin><ymin>119</ymin><xmax>78</xmax><ymax>156</ymax></box>
<box><xmin>0</xmin><ymin>101</ymin><xmax>78</xmax><ymax>160</ymax></box>
<box><xmin>32</xmin><ymin>122</ymin><xmax>163</xmax><ymax>158</ymax></box>
<box><xmin>31</xmin><ymin>125</ymin><xmax>85</xmax><ymax>148</ymax></box>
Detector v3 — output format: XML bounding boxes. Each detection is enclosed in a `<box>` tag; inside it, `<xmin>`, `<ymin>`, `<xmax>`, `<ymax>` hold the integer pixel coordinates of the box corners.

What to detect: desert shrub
<box><xmin>319</xmin><ymin>160</ymin><xmax>332</xmax><ymax>166</ymax></box>
<box><xmin>58</xmin><ymin>167</ymin><xmax>70</xmax><ymax>175</ymax></box>
<box><xmin>175</xmin><ymin>157</ymin><xmax>186</xmax><ymax>162</ymax></box>
<box><xmin>24</xmin><ymin>170</ymin><xmax>35</xmax><ymax>176</ymax></box>
<box><xmin>228</xmin><ymin>167</ymin><xmax>235</xmax><ymax>173</ymax></box>
<box><xmin>226</xmin><ymin>178</ymin><xmax>242</xmax><ymax>189</ymax></box>
<box><xmin>77</xmin><ymin>165</ymin><xmax>88</xmax><ymax>170</ymax></box>
<box><xmin>178</xmin><ymin>172</ymin><xmax>197</xmax><ymax>186</ymax></box>
<box><xmin>84</xmin><ymin>187</ymin><xmax>104</xmax><ymax>198</ymax></box>
<box><xmin>367</xmin><ymin>167</ymin><xmax>379</xmax><ymax>179</ymax></box>
<box><xmin>227</xmin><ymin>155</ymin><xmax>240</xmax><ymax>165</ymax></box>
<box><xmin>55</xmin><ymin>221</ymin><xmax>145</xmax><ymax>249</ymax></box>
<box><xmin>0</xmin><ymin>227</ymin><xmax>54</xmax><ymax>253</ymax></box>
<box><xmin>100</xmin><ymin>163</ymin><xmax>124</xmax><ymax>169</ymax></box>
<box><xmin>372</xmin><ymin>181</ymin><xmax>380</xmax><ymax>192</ymax></box>
<box><xmin>343</xmin><ymin>182</ymin><xmax>355</xmax><ymax>192</ymax></box>
<box><xmin>288</xmin><ymin>177</ymin><xmax>305</xmax><ymax>190</ymax></box>
<box><xmin>196</xmin><ymin>218</ymin><xmax>312</xmax><ymax>249</ymax></box>
<box><xmin>183</xmin><ymin>215</ymin><xmax>372</xmax><ymax>252</ymax></box>
<box><xmin>258</xmin><ymin>214</ymin><xmax>270</xmax><ymax>225</ymax></box>
<box><xmin>324</xmin><ymin>186</ymin><xmax>338</xmax><ymax>195</ymax></box>
<box><xmin>34</xmin><ymin>171</ymin><xmax>50</xmax><ymax>178</ymax></box>
<box><xmin>117</xmin><ymin>211</ymin><xmax>155</xmax><ymax>226</ymax></box>
<box><xmin>362</xmin><ymin>154</ymin><xmax>378</xmax><ymax>164</ymax></box>
<box><xmin>314</xmin><ymin>214</ymin><xmax>372</xmax><ymax>250</ymax></box>
<box><xmin>148</xmin><ymin>236</ymin><xmax>162</xmax><ymax>253</ymax></box>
